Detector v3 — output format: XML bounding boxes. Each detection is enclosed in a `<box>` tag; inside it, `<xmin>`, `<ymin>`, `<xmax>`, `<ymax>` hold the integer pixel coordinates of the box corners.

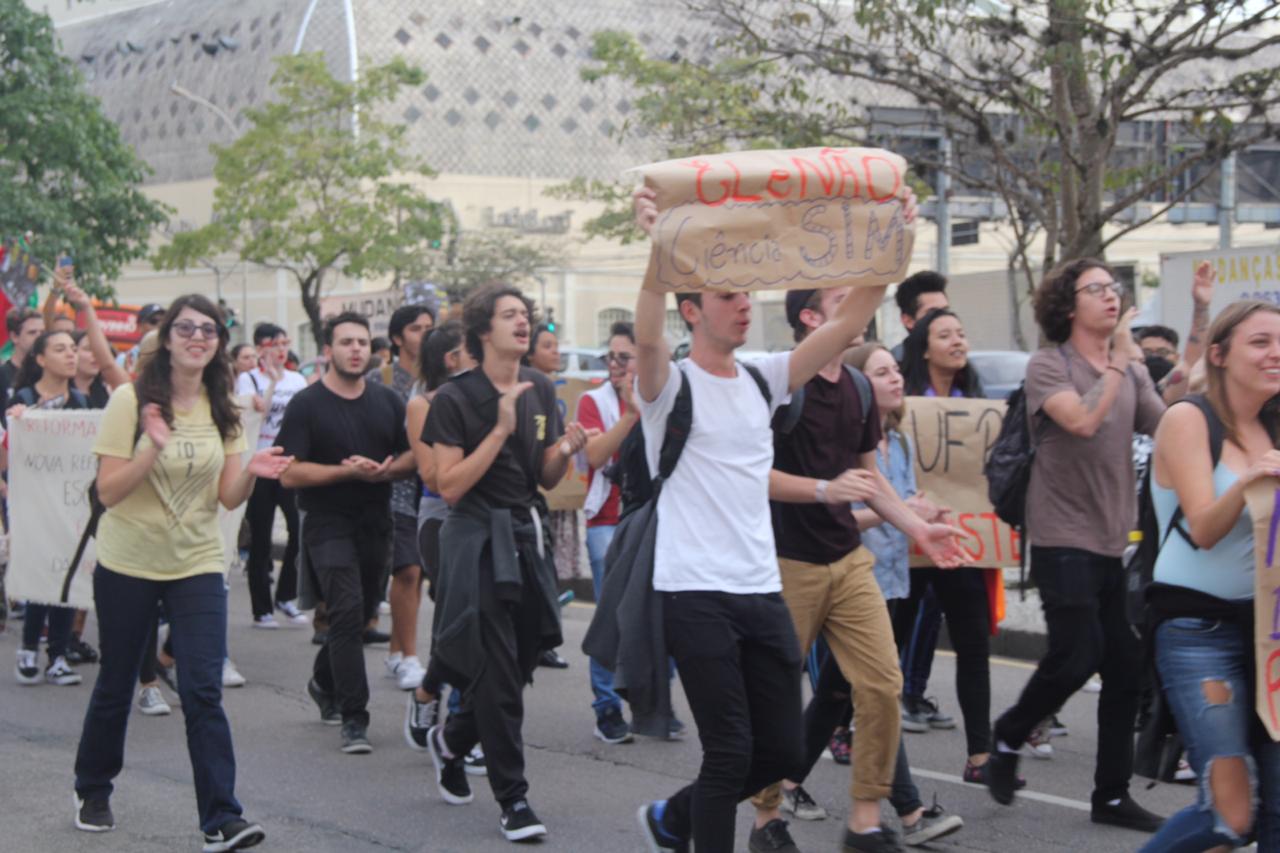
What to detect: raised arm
<box><xmin>632</xmin><ymin>187</ymin><xmax>671</xmax><ymax>403</ymax></box>
<box><xmin>1042</xmin><ymin>308</ymin><xmax>1141</xmax><ymax>438</ymax></box>
<box><xmin>1161</xmin><ymin>262</ymin><xmax>1214</xmax><ymax>404</ymax></box>
<box><xmin>787</xmin><ymin>285</ymin><xmax>887</xmax><ymax>393</ymax></box>
<box><xmin>60</xmin><ymin>277</ymin><xmax>130</xmax><ymax>389</ymax></box>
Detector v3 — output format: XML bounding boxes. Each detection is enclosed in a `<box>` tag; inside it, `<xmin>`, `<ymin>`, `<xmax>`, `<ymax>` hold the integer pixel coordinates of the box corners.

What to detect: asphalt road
<box><xmin>0</xmin><ymin>572</ymin><xmax>1205</xmax><ymax>853</ymax></box>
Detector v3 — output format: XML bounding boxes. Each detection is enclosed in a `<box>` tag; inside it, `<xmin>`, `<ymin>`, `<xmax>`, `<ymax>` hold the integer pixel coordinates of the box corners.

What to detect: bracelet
<box><xmin>814</xmin><ymin>479</ymin><xmax>830</xmax><ymax>503</ymax></box>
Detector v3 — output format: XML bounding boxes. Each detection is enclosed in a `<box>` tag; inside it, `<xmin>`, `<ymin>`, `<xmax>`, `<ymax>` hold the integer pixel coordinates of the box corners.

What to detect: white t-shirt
<box><xmin>638</xmin><ymin>353</ymin><xmax>791</xmax><ymax>594</ymax></box>
<box><xmin>235</xmin><ymin>368</ymin><xmax>307</xmax><ymax>449</ymax></box>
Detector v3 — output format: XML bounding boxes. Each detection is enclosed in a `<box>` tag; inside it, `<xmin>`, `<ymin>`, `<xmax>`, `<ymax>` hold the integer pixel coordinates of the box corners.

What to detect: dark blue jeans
<box><xmin>1139</xmin><ymin>617</ymin><xmax>1280</xmax><ymax>852</ymax></box>
<box><xmin>74</xmin><ymin>567</ymin><xmax>242</xmax><ymax>835</ymax></box>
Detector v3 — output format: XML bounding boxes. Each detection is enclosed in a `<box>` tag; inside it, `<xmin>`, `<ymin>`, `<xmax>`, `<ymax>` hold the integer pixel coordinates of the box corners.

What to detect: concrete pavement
<box><xmin>0</xmin><ymin>570</ymin><xmax>1202</xmax><ymax>852</ymax></box>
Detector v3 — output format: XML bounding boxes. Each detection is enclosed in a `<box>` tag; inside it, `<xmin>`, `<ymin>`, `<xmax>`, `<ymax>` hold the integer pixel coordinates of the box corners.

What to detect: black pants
<box><xmin>801</xmin><ymin>623</ymin><xmax>922</xmax><ymax>816</ymax></box>
<box><xmin>306</xmin><ymin>513</ymin><xmax>389</xmax><ymax>727</ymax></box>
<box><xmin>890</xmin><ymin>568</ymin><xmax>992</xmax><ymax>757</ymax></box>
<box><xmin>660</xmin><ymin>591</ymin><xmax>804</xmax><ymax>853</ymax></box>
<box><xmin>245</xmin><ymin>477</ymin><xmax>300</xmax><ymax>618</ymax></box>
<box><xmin>22</xmin><ymin>602</ymin><xmax>74</xmax><ymax>661</ymax></box>
<box><xmin>994</xmin><ymin>546</ymin><xmax>1142</xmax><ymax>802</ymax></box>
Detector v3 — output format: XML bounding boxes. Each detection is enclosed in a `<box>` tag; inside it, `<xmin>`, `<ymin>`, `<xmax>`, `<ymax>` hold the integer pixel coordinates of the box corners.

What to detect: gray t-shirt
<box><xmin>1025</xmin><ymin>342</ymin><xmax>1165</xmax><ymax>558</ymax></box>
<box><xmin>368</xmin><ymin>361</ymin><xmax>419</xmax><ymax>518</ymax></box>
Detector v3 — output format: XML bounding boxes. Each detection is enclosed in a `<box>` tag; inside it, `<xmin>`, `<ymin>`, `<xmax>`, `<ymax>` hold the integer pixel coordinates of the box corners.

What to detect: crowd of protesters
<box><xmin>0</xmin><ymin>186</ymin><xmax>1275</xmax><ymax>853</ymax></box>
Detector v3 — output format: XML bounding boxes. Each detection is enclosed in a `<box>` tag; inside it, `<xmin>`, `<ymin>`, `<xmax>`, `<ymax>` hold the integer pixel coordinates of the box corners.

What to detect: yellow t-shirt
<box><xmin>93</xmin><ymin>383</ymin><xmax>246</xmax><ymax>581</ymax></box>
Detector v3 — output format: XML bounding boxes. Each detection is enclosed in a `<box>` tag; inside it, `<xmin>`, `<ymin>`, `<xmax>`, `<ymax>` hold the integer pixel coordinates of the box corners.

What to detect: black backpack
<box><xmin>984</xmin><ymin>382</ymin><xmax>1035</xmax><ymax>529</ymax></box>
<box><xmin>610</xmin><ymin>361</ymin><xmax>771</xmax><ymax>517</ymax></box>
<box><xmin>776</xmin><ymin>364</ymin><xmax>872</xmax><ymax>435</ymax></box>
<box><xmin>1124</xmin><ymin>394</ymin><xmax>1224</xmax><ymax>635</ymax></box>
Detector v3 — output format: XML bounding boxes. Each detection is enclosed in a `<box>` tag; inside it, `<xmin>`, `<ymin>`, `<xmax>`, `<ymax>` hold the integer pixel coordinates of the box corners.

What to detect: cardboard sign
<box><xmin>320</xmin><ymin>287</ymin><xmax>405</xmax><ymax>338</ymax></box>
<box><xmin>635</xmin><ymin>147</ymin><xmax>915</xmax><ymax>294</ymax></box>
<box><xmin>7</xmin><ymin>410</ymin><xmax>103</xmax><ymax>609</ymax></box>
<box><xmin>540</xmin><ymin>376</ymin><xmax>601</xmax><ymax>512</ymax></box>
<box><xmin>904</xmin><ymin>396</ymin><xmax>1021</xmax><ymax>569</ymax></box>
<box><xmin>1244</xmin><ymin>481</ymin><xmax>1280</xmax><ymax>742</ymax></box>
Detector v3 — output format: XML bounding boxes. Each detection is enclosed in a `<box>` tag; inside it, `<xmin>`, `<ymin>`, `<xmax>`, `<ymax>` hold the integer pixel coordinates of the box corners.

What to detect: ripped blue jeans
<box><xmin>1139</xmin><ymin>617</ymin><xmax>1280</xmax><ymax>852</ymax></box>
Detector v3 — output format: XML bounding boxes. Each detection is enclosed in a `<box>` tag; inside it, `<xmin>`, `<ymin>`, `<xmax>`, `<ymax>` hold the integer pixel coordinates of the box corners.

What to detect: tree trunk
<box><xmin>300</xmin><ymin>268</ymin><xmax>327</xmax><ymax>354</ymax></box>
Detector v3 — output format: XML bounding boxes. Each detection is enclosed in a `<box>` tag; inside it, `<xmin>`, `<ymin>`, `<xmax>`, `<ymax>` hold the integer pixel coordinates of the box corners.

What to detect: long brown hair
<box><xmin>845</xmin><ymin>342</ymin><xmax>904</xmax><ymax>432</ymax></box>
<box><xmin>1204</xmin><ymin>299</ymin><xmax>1280</xmax><ymax>447</ymax></box>
<box><xmin>134</xmin><ymin>294</ymin><xmax>241</xmax><ymax>441</ymax></box>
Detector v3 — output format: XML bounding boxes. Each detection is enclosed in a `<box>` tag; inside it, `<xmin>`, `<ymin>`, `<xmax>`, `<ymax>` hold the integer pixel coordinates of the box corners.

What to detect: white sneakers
<box><xmin>252</xmin><ymin>614</ymin><xmax>280</xmax><ymax>630</ymax></box>
<box><xmin>137</xmin><ymin>685</ymin><xmax>172</xmax><ymax>716</ymax></box>
<box><xmin>15</xmin><ymin>648</ymin><xmax>40</xmax><ymax>685</ymax></box>
<box><xmin>44</xmin><ymin>656</ymin><xmax>82</xmax><ymax>686</ymax></box>
<box><xmin>386</xmin><ymin>655</ymin><xmax>426</xmax><ymax>691</ymax></box>
<box><xmin>222</xmin><ymin>659</ymin><xmax>247</xmax><ymax>688</ymax></box>
<box><xmin>276</xmin><ymin>601</ymin><xmax>310</xmax><ymax>625</ymax></box>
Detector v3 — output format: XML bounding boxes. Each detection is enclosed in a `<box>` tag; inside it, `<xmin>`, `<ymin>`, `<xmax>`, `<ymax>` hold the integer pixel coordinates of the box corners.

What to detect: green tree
<box><xmin>0</xmin><ymin>0</ymin><xmax>168</xmax><ymax>289</ymax></box>
<box><xmin>424</xmin><ymin>229</ymin><xmax>565</xmax><ymax>305</ymax></box>
<box><xmin>153</xmin><ymin>54</ymin><xmax>448</xmax><ymax>350</ymax></box>
<box><xmin>561</xmin><ymin>2</ymin><xmax>1280</xmax><ymax>325</ymax></box>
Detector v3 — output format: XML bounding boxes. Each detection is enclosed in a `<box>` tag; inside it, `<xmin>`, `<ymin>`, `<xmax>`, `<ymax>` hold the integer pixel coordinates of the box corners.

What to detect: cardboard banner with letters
<box><xmin>903</xmin><ymin>396</ymin><xmax>1021</xmax><ymax>569</ymax></box>
<box><xmin>320</xmin><ymin>287</ymin><xmax>405</xmax><ymax>338</ymax></box>
<box><xmin>8</xmin><ymin>410</ymin><xmax>103</xmax><ymax>609</ymax></box>
<box><xmin>635</xmin><ymin>147</ymin><xmax>916</xmax><ymax>294</ymax></box>
<box><xmin>1243</xmin><ymin>481</ymin><xmax>1280</xmax><ymax>742</ymax></box>
<box><xmin>9</xmin><ymin>402</ymin><xmax>264</xmax><ymax>609</ymax></box>
<box><xmin>540</xmin><ymin>377</ymin><xmax>601</xmax><ymax>512</ymax></box>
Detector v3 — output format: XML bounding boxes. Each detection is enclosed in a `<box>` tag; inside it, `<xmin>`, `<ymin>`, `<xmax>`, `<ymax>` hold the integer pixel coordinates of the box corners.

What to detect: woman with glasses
<box><xmin>72</xmin><ymin>295</ymin><xmax>291</xmax><ymax>852</ymax></box>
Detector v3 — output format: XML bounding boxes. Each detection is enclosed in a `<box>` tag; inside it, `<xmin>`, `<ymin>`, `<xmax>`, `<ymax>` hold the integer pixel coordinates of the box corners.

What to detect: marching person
<box><xmin>278</xmin><ymin>312</ymin><xmax>414</xmax><ymax>754</ymax></box>
<box><xmin>73</xmin><ymin>294</ymin><xmax>289</xmax><ymax>852</ymax></box>
<box><xmin>422</xmin><ymin>284</ymin><xmax>590</xmax><ymax>842</ymax></box>
<box><xmin>987</xmin><ymin>259</ymin><xmax>1166</xmax><ymax>832</ymax></box>
<box><xmin>630</xmin><ymin>183</ymin><xmax>919</xmax><ymax>853</ymax></box>
<box><xmin>235</xmin><ymin>323</ymin><xmax>308</xmax><ymax>629</ymax></box>
<box><xmin>1138</xmin><ymin>300</ymin><xmax>1280</xmax><ymax>852</ymax></box>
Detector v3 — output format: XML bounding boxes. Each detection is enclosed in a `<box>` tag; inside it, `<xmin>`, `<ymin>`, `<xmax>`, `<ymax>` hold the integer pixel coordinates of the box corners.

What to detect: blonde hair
<box><xmin>1204</xmin><ymin>299</ymin><xmax>1280</xmax><ymax>446</ymax></box>
<box><xmin>845</xmin><ymin>342</ymin><xmax>904</xmax><ymax>432</ymax></box>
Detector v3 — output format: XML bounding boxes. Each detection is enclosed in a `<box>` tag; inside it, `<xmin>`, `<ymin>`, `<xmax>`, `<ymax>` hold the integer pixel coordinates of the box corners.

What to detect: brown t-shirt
<box><xmin>1025</xmin><ymin>342</ymin><xmax>1165</xmax><ymax>557</ymax></box>
<box><xmin>771</xmin><ymin>367</ymin><xmax>881</xmax><ymax>565</ymax></box>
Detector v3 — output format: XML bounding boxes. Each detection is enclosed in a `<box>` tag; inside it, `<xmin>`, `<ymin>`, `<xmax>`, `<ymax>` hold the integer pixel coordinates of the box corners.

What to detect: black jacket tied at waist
<box><xmin>432</xmin><ymin>499</ymin><xmax>563</xmax><ymax>687</ymax></box>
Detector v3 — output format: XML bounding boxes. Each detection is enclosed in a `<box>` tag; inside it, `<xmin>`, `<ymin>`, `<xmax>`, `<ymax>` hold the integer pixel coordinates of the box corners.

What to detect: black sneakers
<box><xmin>842</xmin><ymin>826</ymin><xmax>905</xmax><ymax>852</ymax></box>
<box><xmin>748</xmin><ymin>818</ymin><xmax>800</xmax><ymax>852</ymax></box>
<box><xmin>74</xmin><ymin>792</ymin><xmax>114</xmax><ymax>832</ymax></box>
<box><xmin>306</xmin><ymin>678</ymin><xmax>341</xmax><ymax>726</ymax></box>
<box><xmin>538</xmin><ymin>649</ymin><xmax>570</xmax><ymax>669</ymax></box>
<box><xmin>340</xmin><ymin>720</ymin><xmax>372</xmax><ymax>754</ymax></box>
<box><xmin>636</xmin><ymin>801</ymin><xmax>687</xmax><ymax>853</ymax></box>
<box><xmin>404</xmin><ymin>692</ymin><xmax>438</xmax><ymax>751</ymax></box>
<box><xmin>427</xmin><ymin>725</ymin><xmax>474</xmax><ymax>805</ymax></box>
<box><xmin>985</xmin><ymin>750</ymin><xmax>1022</xmax><ymax>805</ymax></box>
<box><xmin>499</xmin><ymin>799</ymin><xmax>548</xmax><ymax>842</ymax></box>
<box><xmin>594</xmin><ymin>707</ymin><xmax>634</xmax><ymax>744</ymax></box>
<box><xmin>202</xmin><ymin>817</ymin><xmax>265</xmax><ymax>852</ymax></box>
<box><xmin>1091</xmin><ymin>795</ymin><xmax>1164</xmax><ymax>833</ymax></box>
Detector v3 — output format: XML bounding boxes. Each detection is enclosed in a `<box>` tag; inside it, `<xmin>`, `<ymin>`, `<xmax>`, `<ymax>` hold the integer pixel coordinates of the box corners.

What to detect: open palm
<box><xmin>247</xmin><ymin>447</ymin><xmax>293</xmax><ymax>480</ymax></box>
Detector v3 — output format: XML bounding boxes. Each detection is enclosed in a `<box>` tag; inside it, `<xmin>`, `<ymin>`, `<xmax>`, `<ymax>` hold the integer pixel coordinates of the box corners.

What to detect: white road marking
<box><xmin>908</xmin><ymin>768</ymin><xmax>1092</xmax><ymax>813</ymax></box>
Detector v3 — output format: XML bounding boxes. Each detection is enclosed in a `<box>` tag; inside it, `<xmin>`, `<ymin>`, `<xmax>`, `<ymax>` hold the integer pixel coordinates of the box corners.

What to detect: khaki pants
<box><xmin>753</xmin><ymin>547</ymin><xmax>902</xmax><ymax>805</ymax></box>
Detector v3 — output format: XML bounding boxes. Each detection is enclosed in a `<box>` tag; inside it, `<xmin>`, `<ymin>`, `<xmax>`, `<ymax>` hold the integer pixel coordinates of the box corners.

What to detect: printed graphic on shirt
<box><xmin>149</xmin><ymin>422</ymin><xmax>224</xmax><ymax>530</ymax></box>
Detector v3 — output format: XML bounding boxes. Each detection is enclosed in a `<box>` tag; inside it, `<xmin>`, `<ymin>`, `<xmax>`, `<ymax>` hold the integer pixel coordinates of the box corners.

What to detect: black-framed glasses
<box><xmin>172</xmin><ymin>320</ymin><xmax>219</xmax><ymax>340</ymax></box>
<box><xmin>1075</xmin><ymin>280</ymin><xmax>1121</xmax><ymax>298</ymax></box>
<box><xmin>604</xmin><ymin>352</ymin><xmax>634</xmax><ymax>366</ymax></box>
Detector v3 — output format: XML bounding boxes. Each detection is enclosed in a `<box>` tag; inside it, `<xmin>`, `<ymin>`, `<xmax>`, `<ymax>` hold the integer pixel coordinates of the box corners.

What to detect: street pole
<box><xmin>1219</xmin><ymin>152</ymin><xmax>1236</xmax><ymax>250</ymax></box>
<box><xmin>936</xmin><ymin>136</ymin><xmax>952</xmax><ymax>274</ymax></box>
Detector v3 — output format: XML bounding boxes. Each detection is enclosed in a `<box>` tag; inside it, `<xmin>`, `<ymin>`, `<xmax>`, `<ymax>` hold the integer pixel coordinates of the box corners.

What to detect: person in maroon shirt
<box><xmin>576</xmin><ymin>321</ymin><xmax>642</xmax><ymax>745</ymax></box>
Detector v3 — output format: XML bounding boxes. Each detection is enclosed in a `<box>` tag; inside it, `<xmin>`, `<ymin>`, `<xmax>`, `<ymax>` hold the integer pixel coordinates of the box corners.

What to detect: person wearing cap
<box><xmin>116</xmin><ymin>304</ymin><xmax>167</xmax><ymax>374</ymax></box>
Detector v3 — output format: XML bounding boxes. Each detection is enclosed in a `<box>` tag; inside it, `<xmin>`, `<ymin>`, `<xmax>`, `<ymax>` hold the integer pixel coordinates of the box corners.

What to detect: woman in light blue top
<box><xmin>1140</xmin><ymin>300</ymin><xmax>1280</xmax><ymax>853</ymax></box>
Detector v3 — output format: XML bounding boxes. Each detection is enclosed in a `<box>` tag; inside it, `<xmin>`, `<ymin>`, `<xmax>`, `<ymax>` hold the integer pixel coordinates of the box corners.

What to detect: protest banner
<box><xmin>904</xmin><ymin>396</ymin><xmax>1021</xmax><ymax>569</ymax></box>
<box><xmin>320</xmin><ymin>287</ymin><xmax>405</xmax><ymax>338</ymax></box>
<box><xmin>634</xmin><ymin>147</ymin><xmax>915</xmax><ymax>294</ymax></box>
<box><xmin>7</xmin><ymin>410</ymin><xmax>102</xmax><ymax>609</ymax></box>
<box><xmin>1244</xmin><ymin>481</ymin><xmax>1280</xmax><ymax>742</ymax></box>
<box><xmin>540</xmin><ymin>377</ymin><xmax>601</xmax><ymax>512</ymax></box>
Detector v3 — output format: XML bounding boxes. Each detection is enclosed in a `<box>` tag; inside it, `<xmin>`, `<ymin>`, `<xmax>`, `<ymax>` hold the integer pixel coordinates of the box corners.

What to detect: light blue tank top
<box><xmin>1150</xmin><ymin>462</ymin><xmax>1254</xmax><ymax>601</ymax></box>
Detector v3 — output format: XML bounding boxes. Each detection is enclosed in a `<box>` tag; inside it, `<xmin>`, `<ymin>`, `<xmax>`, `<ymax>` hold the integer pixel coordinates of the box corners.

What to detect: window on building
<box><xmin>665</xmin><ymin>308</ymin><xmax>688</xmax><ymax>341</ymax></box>
<box><xmin>597</xmin><ymin>307</ymin><xmax>634</xmax><ymax>343</ymax></box>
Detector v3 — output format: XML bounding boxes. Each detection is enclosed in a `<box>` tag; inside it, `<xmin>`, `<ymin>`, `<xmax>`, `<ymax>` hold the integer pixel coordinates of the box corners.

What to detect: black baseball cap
<box><xmin>138</xmin><ymin>303</ymin><xmax>166</xmax><ymax>324</ymax></box>
<box><xmin>785</xmin><ymin>289</ymin><xmax>820</xmax><ymax>330</ymax></box>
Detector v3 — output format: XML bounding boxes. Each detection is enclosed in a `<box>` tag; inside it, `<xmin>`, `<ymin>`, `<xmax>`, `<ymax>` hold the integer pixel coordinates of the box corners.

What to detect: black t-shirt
<box><xmin>276</xmin><ymin>380</ymin><xmax>409</xmax><ymax>515</ymax></box>
<box><xmin>771</xmin><ymin>368</ymin><xmax>881</xmax><ymax>564</ymax></box>
<box><xmin>423</xmin><ymin>366</ymin><xmax>562</xmax><ymax>511</ymax></box>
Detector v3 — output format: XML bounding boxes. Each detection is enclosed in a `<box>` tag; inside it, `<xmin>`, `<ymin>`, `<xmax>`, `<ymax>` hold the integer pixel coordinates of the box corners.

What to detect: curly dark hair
<box><xmin>900</xmin><ymin>308</ymin><xmax>983</xmax><ymax>398</ymax></box>
<box><xmin>1033</xmin><ymin>258</ymin><xmax>1115</xmax><ymax>344</ymax></box>
<box><xmin>462</xmin><ymin>284</ymin><xmax>536</xmax><ymax>363</ymax></box>
<box><xmin>134</xmin><ymin>294</ymin><xmax>241</xmax><ymax>442</ymax></box>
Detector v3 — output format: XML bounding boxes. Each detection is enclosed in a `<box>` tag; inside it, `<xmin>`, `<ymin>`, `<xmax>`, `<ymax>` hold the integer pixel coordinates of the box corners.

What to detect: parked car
<box><xmin>968</xmin><ymin>350</ymin><xmax>1031</xmax><ymax>400</ymax></box>
<box><xmin>559</xmin><ymin>346</ymin><xmax>608</xmax><ymax>381</ymax></box>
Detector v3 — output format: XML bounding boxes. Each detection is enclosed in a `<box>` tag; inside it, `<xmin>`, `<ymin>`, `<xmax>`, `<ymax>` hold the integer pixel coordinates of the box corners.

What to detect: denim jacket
<box><xmin>856</xmin><ymin>429</ymin><xmax>916</xmax><ymax>600</ymax></box>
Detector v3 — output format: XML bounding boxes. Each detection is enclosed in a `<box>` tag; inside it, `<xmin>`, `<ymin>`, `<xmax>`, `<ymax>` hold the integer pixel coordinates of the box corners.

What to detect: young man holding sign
<box><xmin>630</xmin><ymin>182</ymin><xmax>923</xmax><ymax>853</ymax></box>
<box><xmin>748</xmin><ymin>287</ymin><xmax>966</xmax><ymax>852</ymax></box>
